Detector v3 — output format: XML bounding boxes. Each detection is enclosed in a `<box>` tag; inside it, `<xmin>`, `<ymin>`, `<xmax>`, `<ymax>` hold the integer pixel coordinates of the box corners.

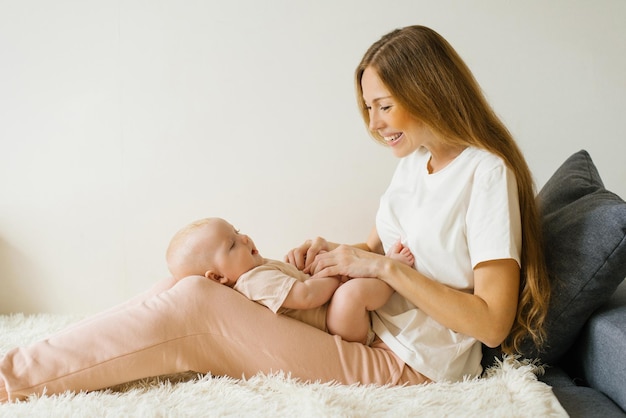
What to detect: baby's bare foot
<box><xmin>387</xmin><ymin>242</ymin><xmax>415</xmax><ymax>267</ymax></box>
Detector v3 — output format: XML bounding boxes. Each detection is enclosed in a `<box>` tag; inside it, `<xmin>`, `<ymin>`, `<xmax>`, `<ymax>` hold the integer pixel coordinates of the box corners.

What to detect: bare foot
<box><xmin>386</xmin><ymin>241</ymin><xmax>415</xmax><ymax>267</ymax></box>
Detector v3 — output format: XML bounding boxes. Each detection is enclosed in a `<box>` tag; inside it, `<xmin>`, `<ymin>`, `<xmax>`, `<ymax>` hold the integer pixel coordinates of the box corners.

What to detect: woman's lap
<box><xmin>0</xmin><ymin>276</ymin><xmax>427</xmax><ymax>402</ymax></box>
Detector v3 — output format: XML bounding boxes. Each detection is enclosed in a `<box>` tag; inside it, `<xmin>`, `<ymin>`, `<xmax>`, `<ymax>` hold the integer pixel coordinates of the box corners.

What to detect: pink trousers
<box><xmin>0</xmin><ymin>275</ymin><xmax>428</xmax><ymax>402</ymax></box>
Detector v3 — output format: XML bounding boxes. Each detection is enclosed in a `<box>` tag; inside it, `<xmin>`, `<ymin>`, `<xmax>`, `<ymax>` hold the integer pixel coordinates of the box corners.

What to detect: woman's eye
<box><xmin>380</xmin><ymin>105</ymin><xmax>392</xmax><ymax>112</ymax></box>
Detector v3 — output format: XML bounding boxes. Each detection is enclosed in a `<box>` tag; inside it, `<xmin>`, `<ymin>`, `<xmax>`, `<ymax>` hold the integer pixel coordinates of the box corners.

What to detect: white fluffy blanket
<box><xmin>0</xmin><ymin>314</ymin><xmax>568</xmax><ymax>417</ymax></box>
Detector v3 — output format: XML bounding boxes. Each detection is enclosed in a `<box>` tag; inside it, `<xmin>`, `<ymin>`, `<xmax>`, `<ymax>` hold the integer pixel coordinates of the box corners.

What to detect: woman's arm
<box><xmin>309</xmin><ymin>246</ymin><xmax>519</xmax><ymax>348</ymax></box>
<box><xmin>382</xmin><ymin>258</ymin><xmax>519</xmax><ymax>347</ymax></box>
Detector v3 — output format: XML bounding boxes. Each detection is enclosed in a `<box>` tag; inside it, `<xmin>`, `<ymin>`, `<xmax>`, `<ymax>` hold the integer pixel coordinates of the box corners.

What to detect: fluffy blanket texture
<box><xmin>0</xmin><ymin>314</ymin><xmax>568</xmax><ymax>417</ymax></box>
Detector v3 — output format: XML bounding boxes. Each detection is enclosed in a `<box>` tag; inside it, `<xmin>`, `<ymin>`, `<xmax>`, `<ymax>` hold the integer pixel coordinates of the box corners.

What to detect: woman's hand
<box><xmin>309</xmin><ymin>244</ymin><xmax>386</xmax><ymax>280</ymax></box>
<box><xmin>284</xmin><ymin>237</ymin><xmax>335</xmax><ymax>272</ymax></box>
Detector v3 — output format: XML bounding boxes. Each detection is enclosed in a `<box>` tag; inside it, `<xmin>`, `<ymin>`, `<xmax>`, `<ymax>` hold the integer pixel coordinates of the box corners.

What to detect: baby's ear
<box><xmin>205</xmin><ymin>270</ymin><xmax>229</xmax><ymax>285</ymax></box>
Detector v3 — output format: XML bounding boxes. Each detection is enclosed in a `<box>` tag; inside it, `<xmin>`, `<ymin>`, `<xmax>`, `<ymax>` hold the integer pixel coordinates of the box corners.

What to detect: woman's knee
<box><xmin>174</xmin><ymin>275</ymin><xmax>229</xmax><ymax>298</ymax></box>
<box><xmin>170</xmin><ymin>275</ymin><xmax>250</xmax><ymax>314</ymax></box>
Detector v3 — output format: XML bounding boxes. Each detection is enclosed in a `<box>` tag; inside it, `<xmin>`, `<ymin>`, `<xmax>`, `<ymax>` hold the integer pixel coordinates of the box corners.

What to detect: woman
<box><xmin>286</xmin><ymin>25</ymin><xmax>550</xmax><ymax>382</ymax></box>
<box><xmin>0</xmin><ymin>25</ymin><xmax>549</xmax><ymax>402</ymax></box>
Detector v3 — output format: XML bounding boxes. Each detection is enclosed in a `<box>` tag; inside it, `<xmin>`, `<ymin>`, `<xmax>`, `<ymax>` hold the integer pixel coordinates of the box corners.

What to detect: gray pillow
<box><xmin>521</xmin><ymin>150</ymin><xmax>626</xmax><ymax>364</ymax></box>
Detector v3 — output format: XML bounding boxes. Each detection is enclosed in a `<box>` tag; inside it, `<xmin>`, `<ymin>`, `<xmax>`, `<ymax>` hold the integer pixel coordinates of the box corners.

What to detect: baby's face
<box><xmin>201</xmin><ymin>219</ymin><xmax>264</xmax><ymax>285</ymax></box>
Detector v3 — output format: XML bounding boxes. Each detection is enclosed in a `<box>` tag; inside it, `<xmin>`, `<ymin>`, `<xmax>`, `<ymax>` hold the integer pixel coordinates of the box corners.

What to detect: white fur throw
<box><xmin>0</xmin><ymin>314</ymin><xmax>567</xmax><ymax>417</ymax></box>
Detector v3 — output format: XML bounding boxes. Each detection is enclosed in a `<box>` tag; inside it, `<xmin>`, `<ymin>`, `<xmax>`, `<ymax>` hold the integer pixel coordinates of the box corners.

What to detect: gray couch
<box><xmin>541</xmin><ymin>280</ymin><xmax>626</xmax><ymax>417</ymax></box>
<box><xmin>484</xmin><ymin>150</ymin><xmax>626</xmax><ymax>417</ymax></box>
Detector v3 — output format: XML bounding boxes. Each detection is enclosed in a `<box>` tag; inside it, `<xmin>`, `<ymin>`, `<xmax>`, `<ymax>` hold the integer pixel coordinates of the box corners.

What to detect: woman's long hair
<box><xmin>355</xmin><ymin>25</ymin><xmax>550</xmax><ymax>353</ymax></box>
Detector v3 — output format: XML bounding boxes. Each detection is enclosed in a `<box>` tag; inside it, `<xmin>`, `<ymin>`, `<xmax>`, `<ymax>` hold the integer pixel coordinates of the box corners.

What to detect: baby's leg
<box><xmin>326</xmin><ymin>278</ymin><xmax>394</xmax><ymax>344</ymax></box>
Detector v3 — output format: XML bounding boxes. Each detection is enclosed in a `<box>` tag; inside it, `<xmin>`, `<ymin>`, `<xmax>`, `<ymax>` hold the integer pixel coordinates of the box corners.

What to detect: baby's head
<box><xmin>166</xmin><ymin>217</ymin><xmax>264</xmax><ymax>286</ymax></box>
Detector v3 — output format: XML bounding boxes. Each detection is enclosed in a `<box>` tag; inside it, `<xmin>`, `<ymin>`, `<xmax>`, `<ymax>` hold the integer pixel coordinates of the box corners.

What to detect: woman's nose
<box><xmin>240</xmin><ymin>234</ymin><xmax>249</xmax><ymax>244</ymax></box>
<box><xmin>369</xmin><ymin>112</ymin><xmax>383</xmax><ymax>131</ymax></box>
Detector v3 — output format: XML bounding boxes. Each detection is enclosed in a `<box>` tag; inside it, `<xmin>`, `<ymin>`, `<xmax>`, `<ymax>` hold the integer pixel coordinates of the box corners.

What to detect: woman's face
<box><xmin>361</xmin><ymin>67</ymin><xmax>433</xmax><ymax>158</ymax></box>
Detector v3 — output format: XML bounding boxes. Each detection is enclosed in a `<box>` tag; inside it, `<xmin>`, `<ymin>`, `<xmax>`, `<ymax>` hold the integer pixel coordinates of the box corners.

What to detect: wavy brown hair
<box><xmin>355</xmin><ymin>25</ymin><xmax>550</xmax><ymax>353</ymax></box>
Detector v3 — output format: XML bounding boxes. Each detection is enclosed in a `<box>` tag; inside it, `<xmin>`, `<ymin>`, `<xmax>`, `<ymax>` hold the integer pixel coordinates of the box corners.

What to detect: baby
<box><xmin>166</xmin><ymin>217</ymin><xmax>414</xmax><ymax>345</ymax></box>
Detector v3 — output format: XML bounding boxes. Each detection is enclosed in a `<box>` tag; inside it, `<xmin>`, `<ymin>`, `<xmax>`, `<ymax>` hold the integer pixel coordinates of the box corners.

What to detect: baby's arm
<box><xmin>386</xmin><ymin>240</ymin><xmax>415</xmax><ymax>267</ymax></box>
<box><xmin>281</xmin><ymin>277</ymin><xmax>341</xmax><ymax>310</ymax></box>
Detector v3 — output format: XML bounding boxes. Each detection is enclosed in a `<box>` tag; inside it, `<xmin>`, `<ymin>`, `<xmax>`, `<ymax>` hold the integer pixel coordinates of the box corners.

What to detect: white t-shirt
<box><xmin>372</xmin><ymin>146</ymin><xmax>521</xmax><ymax>382</ymax></box>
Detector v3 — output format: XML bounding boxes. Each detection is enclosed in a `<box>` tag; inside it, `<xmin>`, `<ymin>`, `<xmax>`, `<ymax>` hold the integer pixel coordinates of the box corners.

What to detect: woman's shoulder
<box><xmin>464</xmin><ymin>146</ymin><xmax>504</xmax><ymax>164</ymax></box>
<box><xmin>463</xmin><ymin>148</ymin><xmax>517</xmax><ymax>194</ymax></box>
<box><xmin>464</xmin><ymin>147</ymin><xmax>509</xmax><ymax>174</ymax></box>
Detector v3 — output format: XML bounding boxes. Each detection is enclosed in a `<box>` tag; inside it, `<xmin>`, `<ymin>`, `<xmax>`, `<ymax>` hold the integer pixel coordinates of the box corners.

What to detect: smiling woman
<box><xmin>287</xmin><ymin>24</ymin><xmax>550</xmax><ymax>382</ymax></box>
<box><xmin>0</xmin><ymin>23</ymin><xmax>539</xmax><ymax>402</ymax></box>
<box><xmin>0</xmin><ymin>21</ymin><xmax>598</xmax><ymax>405</ymax></box>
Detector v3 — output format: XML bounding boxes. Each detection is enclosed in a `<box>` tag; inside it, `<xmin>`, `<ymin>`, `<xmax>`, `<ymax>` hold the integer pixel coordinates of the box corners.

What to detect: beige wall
<box><xmin>1</xmin><ymin>0</ymin><xmax>625</xmax><ymax>314</ymax></box>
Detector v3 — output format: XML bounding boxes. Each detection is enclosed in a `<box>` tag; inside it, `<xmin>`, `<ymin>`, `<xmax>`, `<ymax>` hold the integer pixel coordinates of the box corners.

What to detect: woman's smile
<box><xmin>384</xmin><ymin>132</ymin><xmax>404</xmax><ymax>146</ymax></box>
